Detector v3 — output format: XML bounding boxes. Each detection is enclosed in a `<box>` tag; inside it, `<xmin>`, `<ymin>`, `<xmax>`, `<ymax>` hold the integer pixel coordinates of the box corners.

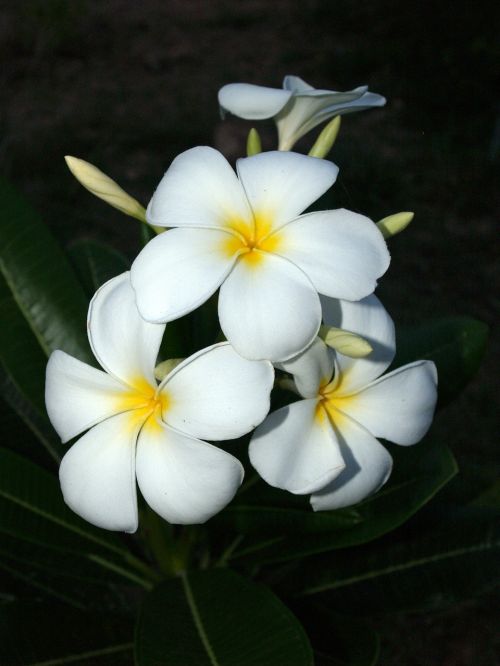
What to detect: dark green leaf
<box><xmin>0</xmin><ymin>177</ymin><xmax>92</xmax><ymax>362</ymax></box>
<box><xmin>135</xmin><ymin>568</ymin><xmax>313</xmax><ymax>666</ymax></box>
<box><xmin>393</xmin><ymin>317</ymin><xmax>488</xmax><ymax>406</ymax></box>
<box><xmin>297</xmin><ymin>507</ymin><xmax>500</xmax><ymax>614</ymax></box>
<box><xmin>232</xmin><ymin>437</ymin><xmax>457</xmax><ymax>564</ymax></box>
<box><xmin>0</xmin><ymin>602</ymin><xmax>133</xmax><ymax>665</ymax></box>
<box><xmin>68</xmin><ymin>238</ymin><xmax>130</xmax><ymax>298</ymax></box>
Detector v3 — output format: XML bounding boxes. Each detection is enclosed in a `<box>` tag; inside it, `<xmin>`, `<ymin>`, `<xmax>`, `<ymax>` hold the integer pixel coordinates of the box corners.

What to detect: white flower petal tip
<box><xmin>218</xmin><ymin>83</ymin><xmax>292</xmax><ymax>120</ymax></box>
<box><xmin>136</xmin><ymin>422</ymin><xmax>244</xmax><ymax>524</ymax></box>
<box><xmin>218</xmin><ymin>75</ymin><xmax>385</xmax><ymax>150</ymax></box>
<box><xmin>159</xmin><ymin>342</ymin><xmax>274</xmax><ymax>441</ymax></box>
<box><xmin>320</xmin><ymin>325</ymin><xmax>373</xmax><ymax>358</ymax></box>
<box><xmin>310</xmin><ymin>420</ymin><xmax>393</xmax><ymax>511</ymax></box>
<box><xmin>59</xmin><ymin>412</ymin><xmax>140</xmax><ymax>532</ymax></box>
<box><xmin>249</xmin><ymin>399</ymin><xmax>345</xmax><ymax>495</ymax></box>
<box><xmin>88</xmin><ymin>272</ymin><xmax>165</xmax><ymax>386</ymax></box>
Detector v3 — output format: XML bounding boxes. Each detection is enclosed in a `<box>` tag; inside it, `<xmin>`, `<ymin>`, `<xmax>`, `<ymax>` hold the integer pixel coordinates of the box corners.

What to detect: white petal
<box><xmin>278</xmin><ymin>338</ymin><xmax>334</xmax><ymax>399</ymax></box>
<box><xmin>218</xmin><ymin>83</ymin><xmax>291</xmax><ymax>119</ymax></box>
<box><xmin>249</xmin><ymin>398</ymin><xmax>345</xmax><ymax>494</ymax></box>
<box><xmin>339</xmin><ymin>361</ymin><xmax>438</xmax><ymax>445</ymax></box>
<box><xmin>131</xmin><ymin>227</ymin><xmax>237</xmax><ymax>323</ymax></box>
<box><xmin>282</xmin><ymin>75</ymin><xmax>314</xmax><ymax>93</ymax></box>
<box><xmin>218</xmin><ymin>252</ymin><xmax>321</xmax><ymax>362</ymax></box>
<box><xmin>160</xmin><ymin>342</ymin><xmax>274</xmax><ymax>440</ymax></box>
<box><xmin>136</xmin><ymin>421</ymin><xmax>244</xmax><ymax>524</ymax></box>
<box><xmin>310</xmin><ymin>415</ymin><xmax>393</xmax><ymax>510</ymax></box>
<box><xmin>88</xmin><ymin>272</ymin><xmax>164</xmax><ymax>387</ymax></box>
<box><xmin>322</xmin><ymin>294</ymin><xmax>396</xmax><ymax>393</ymax></box>
<box><xmin>236</xmin><ymin>151</ymin><xmax>338</xmax><ymax>234</ymax></box>
<box><xmin>46</xmin><ymin>350</ymin><xmax>134</xmax><ymax>443</ymax></box>
<box><xmin>276</xmin><ymin>87</ymin><xmax>386</xmax><ymax>148</ymax></box>
<box><xmin>59</xmin><ymin>411</ymin><xmax>140</xmax><ymax>532</ymax></box>
<box><xmin>275</xmin><ymin>209</ymin><xmax>390</xmax><ymax>301</ymax></box>
<box><xmin>146</xmin><ymin>146</ymin><xmax>252</xmax><ymax>230</ymax></box>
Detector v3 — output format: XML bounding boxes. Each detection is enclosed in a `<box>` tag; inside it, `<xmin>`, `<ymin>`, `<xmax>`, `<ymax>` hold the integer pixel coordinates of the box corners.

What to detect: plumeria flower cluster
<box><xmin>47</xmin><ymin>74</ymin><xmax>438</xmax><ymax>532</ymax></box>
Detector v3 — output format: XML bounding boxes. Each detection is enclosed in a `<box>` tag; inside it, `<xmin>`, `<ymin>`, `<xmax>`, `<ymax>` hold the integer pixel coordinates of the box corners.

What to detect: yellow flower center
<box><xmin>315</xmin><ymin>378</ymin><xmax>357</xmax><ymax>427</ymax></box>
<box><xmin>223</xmin><ymin>211</ymin><xmax>282</xmax><ymax>266</ymax></box>
<box><xmin>114</xmin><ymin>377</ymin><xmax>170</xmax><ymax>433</ymax></box>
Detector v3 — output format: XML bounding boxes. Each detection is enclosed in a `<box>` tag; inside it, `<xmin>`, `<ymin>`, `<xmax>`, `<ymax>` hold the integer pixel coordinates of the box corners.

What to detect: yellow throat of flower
<box><xmin>223</xmin><ymin>211</ymin><xmax>282</xmax><ymax>265</ymax></box>
<box><xmin>114</xmin><ymin>377</ymin><xmax>170</xmax><ymax>433</ymax></box>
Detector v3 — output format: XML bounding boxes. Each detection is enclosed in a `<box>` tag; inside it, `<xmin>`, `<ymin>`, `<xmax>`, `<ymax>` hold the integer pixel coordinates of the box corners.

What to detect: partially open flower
<box><xmin>218</xmin><ymin>75</ymin><xmax>386</xmax><ymax>150</ymax></box>
<box><xmin>45</xmin><ymin>273</ymin><xmax>274</xmax><ymax>532</ymax></box>
<box><xmin>131</xmin><ymin>147</ymin><xmax>390</xmax><ymax>362</ymax></box>
<box><xmin>249</xmin><ymin>295</ymin><xmax>438</xmax><ymax>508</ymax></box>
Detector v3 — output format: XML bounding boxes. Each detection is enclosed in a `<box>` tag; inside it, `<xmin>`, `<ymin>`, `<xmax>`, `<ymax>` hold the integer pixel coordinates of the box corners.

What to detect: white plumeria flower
<box><xmin>131</xmin><ymin>146</ymin><xmax>390</xmax><ymax>363</ymax></box>
<box><xmin>249</xmin><ymin>295</ymin><xmax>438</xmax><ymax>508</ymax></box>
<box><xmin>218</xmin><ymin>75</ymin><xmax>386</xmax><ymax>150</ymax></box>
<box><xmin>45</xmin><ymin>272</ymin><xmax>274</xmax><ymax>532</ymax></box>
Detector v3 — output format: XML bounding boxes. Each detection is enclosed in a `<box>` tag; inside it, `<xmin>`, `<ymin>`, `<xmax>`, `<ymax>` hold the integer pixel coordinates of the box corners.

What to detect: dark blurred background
<box><xmin>0</xmin><ymin>1</ymin><xmax>498</xmax><ymax>663</ymax></box>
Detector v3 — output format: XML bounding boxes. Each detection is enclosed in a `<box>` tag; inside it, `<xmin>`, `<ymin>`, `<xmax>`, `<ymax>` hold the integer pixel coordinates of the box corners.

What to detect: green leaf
<box><xmin>0</xmin><ymin>602</ymin><xmax>133</xmax><ymax>665</ymax></box>
<box><xmin>231</xmin><ymin>437</ymin><xmax>457</xmax><ymax>564</ymax></box>
<box><xmin>297</xmin><ymin>507</ymin><xmax>500</xmax><ymax>614</ymax></box>
<box><xmin>67</xmin><ymin>238</ymin><xmax>130</xmax><ymax>298</ymax></box>
<box><xmin>0</xmin><ymin>177</ymin><xmax>92</xmax><ymax>362</ymax></box>
<box><xmin>135</xmin><ymin>568</ymin><xmax>313</xmax><ymax>666</ymax></box>
<box><xmin>393</xmin><ymin>317</ymin><xmax>488</xmax><ymax>406</ymax></box>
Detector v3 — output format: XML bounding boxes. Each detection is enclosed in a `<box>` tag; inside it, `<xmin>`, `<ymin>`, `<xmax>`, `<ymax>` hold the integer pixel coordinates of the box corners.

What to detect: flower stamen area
<box><xmin>114</xmin><ymin>378</ymin><xmax>170</xmax><ymax>433</ymax></box>
<box><xmin>223</xmin><ymin>211</ymin><xmax>282</xmax><ymax>265</ymax></box>
<box><xmin>315</xmin><ymin>381</ymin><xmax>356</xmax><ymax>427</ymax></box>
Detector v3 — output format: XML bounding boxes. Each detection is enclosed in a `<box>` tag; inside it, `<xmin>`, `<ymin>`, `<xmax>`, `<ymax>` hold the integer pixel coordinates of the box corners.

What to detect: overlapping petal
<box><xmin>322</xmin><ymin>294</ymin><xmax>396</xmax><ymax>394</ymax></box>
<box><xmin>338</xmin><ymin>361</ymin><xmax>438</xmax><ymax>445</ymax></box>
<box><xmin>146</xmin><ymin>146</ymin><xmax>252</xmax><ymax>230</ymax></box>
<box><xmin>236</xmin><ymin>151</ymin><xmax>338</xmax><ymax>234</ymax></box>
<box><xmin>59</xmin><ymin>411</ymin><xmax>140</xmax><ymax>532</ymax></box>
<box><xmin>275</xmin><ymin>210</ymin><xmax>390</xmax><ymax>301</ymax></box>
<box><xmin>218</xmin><ymin>83</ymin><xmax>291</xmax><ymax>120</ymax></box>
<box><xmin>45</xmin><ymin>350</ymin><xmax>135</xmax><ymax>443</ymax></box>
<box><xmin>218</xmin><ymin>252</ymin><xmax>321</xmax><ymax>361</ymax></box>
<box><xmin>278</xmin><ymin>337</ymin><xmax>334</xmax><ymax>399</ymax></box>
<box><xmin>249</xmin><ymin>398</ymin><xmax>345</xmax><ymax>494</ymax></box>
<box><xmin>310</xmin><ymin>415</ymin><xmax>393</xmax><ymax>511</ymax></box>
<box><xmin>136</xmin><ymin>421</ymin><xmax>244</xmax><ymax>525</ymax></box>
<box><xmin>160</xmin><ymin>343</ymin><xmax>274</xmax><ymax>440</ymax></box>
<box><xmin>88</xmin><ymin>272</ymin><xmax>164</xmax><ymax>387</ymax></box>
<box><xmin>131</xmin><ymin>227</ymin><xmax>239</xmax><ymax>323</ymax></box>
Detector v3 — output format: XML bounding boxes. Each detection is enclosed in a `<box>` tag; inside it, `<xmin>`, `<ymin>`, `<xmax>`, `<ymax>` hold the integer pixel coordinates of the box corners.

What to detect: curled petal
<box><xmin>46</xmin><ymin>350</ymin><xmax>132</xmax><ymax>442</ymax></box>
<box><xmin>339</xmin><ymin>361</ymin><xmax>438</xmax><ymax>445</ymax></box>
<box><xmin>160</xmin><ymin>342</ymin><xmax>273</xmax><ymax>440</ymax></box>
<box><xmin>88</xmin><ymin>272</ymin><xmax>164</xmax><ymax>387</ymax></box>
<box><xmin>322</xmin><ymin>294</ymin><xmax>396</xmax><ymax>393</ymax></box>
<box><xmin>59</xmin><ymin>411</ymin><xmax>140</xmax><ymax>532</ymax></box>
<box><xmin>136</xmin><ymin>421</ymin><xmax>244</xmax><ymax>525</ymax></box>
<box><xmin>310</xmin><ymin>415</ymin><xmax>393</xmax><ymax>511</ymax></box>
<box><xmin>249</xmin><ymin>398</ymin><xmax>345</xmax><ymax>494</ymax></box>
<box><xmin>218</xmin><ymin>83</ymin><xmax>292</xmax><ymax>120</ymax></box>
<box><xmin>146</xmin><ymin>146</ymin><xmax>252</xmax><ymax>230</ymax></box>
<box><xmin>131</xmin><ymin>227</ymin><xmax>238</xmax><ymax>323</ymax></box>
<box><xmin>236</xmin><ymin>151</ymin><xmax>338</xmax><ymax>234</ymax></box>
<box><xmin>278</xmin><ymin>337</ymin><xmax>334</xmax><ymax>399</ymax></box>
<box><xmin>275</xmin><ymin>209</ymin><xmax>390</xmax><ymax>301</ymax></box>
<box><xmin>218</xmin><ymin>252</ymin><xmax>321</xmax><ymax>362</ymax></box>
